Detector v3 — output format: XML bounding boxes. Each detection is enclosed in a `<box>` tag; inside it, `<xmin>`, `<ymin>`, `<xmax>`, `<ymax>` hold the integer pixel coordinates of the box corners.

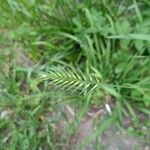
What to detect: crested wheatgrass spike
<box><xmin>39</xmin><ymin>66</ymin><xmax>101</xmax><ymax>94</ymax></box>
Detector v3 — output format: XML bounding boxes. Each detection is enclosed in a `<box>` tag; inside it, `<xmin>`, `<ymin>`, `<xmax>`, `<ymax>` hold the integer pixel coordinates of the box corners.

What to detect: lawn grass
<box><xmin>0</xmin><ymin>0</ymin><xmax>150</xmax><ymax>149</ymax></box>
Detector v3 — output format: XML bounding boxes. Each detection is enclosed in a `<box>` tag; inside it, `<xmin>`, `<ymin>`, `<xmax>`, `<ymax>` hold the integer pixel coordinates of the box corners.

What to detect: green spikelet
<box><xmin>39</xmin><ymin>66</ymin><xmax>101</xmax><ymax>94</ymax></box>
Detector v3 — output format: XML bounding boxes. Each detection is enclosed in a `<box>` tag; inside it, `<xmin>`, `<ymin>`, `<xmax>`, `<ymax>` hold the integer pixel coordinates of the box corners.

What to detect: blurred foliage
<box><xmin>0</xmin><ymin>0</ymin><xmax>150</xmax><ymax>149</ymax></box>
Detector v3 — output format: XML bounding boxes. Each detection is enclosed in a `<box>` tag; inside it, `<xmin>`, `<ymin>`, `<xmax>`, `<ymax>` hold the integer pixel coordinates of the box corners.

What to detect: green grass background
<box><xmin>0</xmin><ymin>0</ymin><xmax>150</xmax><ymax>149</ymax></box>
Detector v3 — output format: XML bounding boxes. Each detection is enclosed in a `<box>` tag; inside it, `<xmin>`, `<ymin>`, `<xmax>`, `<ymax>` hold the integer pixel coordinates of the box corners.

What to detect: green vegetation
<box><xmin>0</xmin><ymin>0</ymin><xmax>150</xmax><ymax>149</ymax></box>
